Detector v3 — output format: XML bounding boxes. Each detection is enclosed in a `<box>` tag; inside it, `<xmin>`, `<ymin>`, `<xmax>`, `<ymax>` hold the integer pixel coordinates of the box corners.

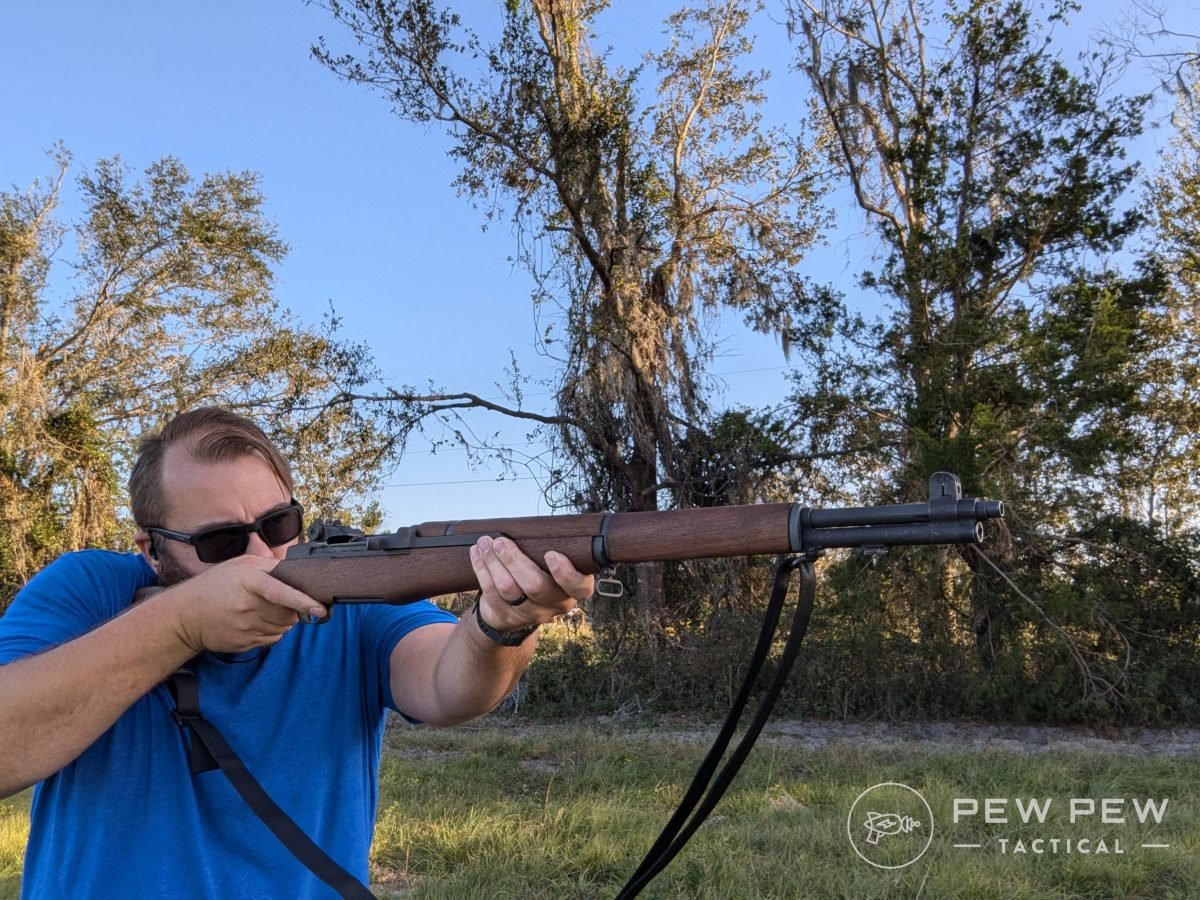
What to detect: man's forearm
<box><xmin>390</xmin><ymin>538</ymin><xmax>591</xmax><ymax>726</ymax></box>
<box><xmin>391</xmin><ymin>606</ymin><xmax>541</xmax><ymax>727</ymax></box>
<box><xmin>439</xmin><ymin>611</ymin><xmax>539</xmax><ymax>722</ymax></box>
<box><xmin>0</xmin><ymin>594</ymin><xmax>197</xmax><ymax>798</ymax></box>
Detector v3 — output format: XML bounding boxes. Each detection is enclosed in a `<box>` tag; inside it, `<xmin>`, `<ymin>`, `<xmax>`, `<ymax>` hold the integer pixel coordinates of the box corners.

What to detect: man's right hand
<box><xmin>164</xmin><ymin>556</ymin><xmax>328</xmax><ymax>655</ymax></box>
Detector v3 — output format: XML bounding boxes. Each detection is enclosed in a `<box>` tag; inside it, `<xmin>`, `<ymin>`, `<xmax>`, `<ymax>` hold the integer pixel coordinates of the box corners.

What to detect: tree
<box><xmin>1125</xmin><ymin>60</ymin><xmax>1200</xmax><ymax>530</ymax></box>
<box><xmin>0</xmin><ymin>150</ymin><xmax>392</xmax><ymax>603</ymax></box>
<box><xmin>312</xmin><ymin>0</ymin><xmax>828</xmax><ymax>616</ymax></box>
<box><xmin>1098</xmin><ymin>0</ymin><xmax>1199</xmax><ymax>107</ymax></box>
<box><xmin>781</xmin><ymin>0</ymin><xmax>1162</xmax><ymax>688</ymax></box>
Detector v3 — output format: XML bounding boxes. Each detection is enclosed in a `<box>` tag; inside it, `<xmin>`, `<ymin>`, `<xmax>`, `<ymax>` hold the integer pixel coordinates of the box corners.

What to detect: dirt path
<box><xmin>437</xmin><ymin>715</ymin><xmax>1200</xmax><ymax>757</ymax></box>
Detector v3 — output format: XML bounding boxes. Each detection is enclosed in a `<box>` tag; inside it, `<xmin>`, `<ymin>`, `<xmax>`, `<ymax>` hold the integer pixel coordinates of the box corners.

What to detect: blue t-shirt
<box><xmin>0</xmin><ymin>550</ymin><xmax>457</xmax><ymax>898</ymax></box>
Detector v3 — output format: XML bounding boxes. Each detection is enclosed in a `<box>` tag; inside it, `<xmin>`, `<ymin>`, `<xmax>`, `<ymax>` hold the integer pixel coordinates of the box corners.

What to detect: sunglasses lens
<box><xmin>194</xmin><ymin>527</ymin><xmax>251</xmax><ymax>564</ymax></box>
<box><xmin>183</xmin><ymin>505</ymin><xmax>302</xmax><ymax>563</ymax></box>
<box><xmin>260</xmin><ymin>506</ymin><xmax>303</xmax><ymax>547</ymax></box>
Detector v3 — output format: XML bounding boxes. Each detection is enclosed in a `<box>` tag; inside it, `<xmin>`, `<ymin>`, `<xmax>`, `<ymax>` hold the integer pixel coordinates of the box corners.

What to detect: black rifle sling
<box><xmin>616</xmin><ymin>555</ymin><xmax>819</xmax><ymax>899</ymax></box>
<box><xmin>167</xmin><ymin>669</ymin><xmax>374</xmax><ymax>900</ymax></box>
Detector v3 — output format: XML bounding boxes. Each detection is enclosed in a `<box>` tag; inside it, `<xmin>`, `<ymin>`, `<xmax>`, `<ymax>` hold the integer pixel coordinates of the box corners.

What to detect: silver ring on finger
<box><xmin>507</xmin><ymin>593</ymin><xmax>530</xmax><ymax>607</ymax></box>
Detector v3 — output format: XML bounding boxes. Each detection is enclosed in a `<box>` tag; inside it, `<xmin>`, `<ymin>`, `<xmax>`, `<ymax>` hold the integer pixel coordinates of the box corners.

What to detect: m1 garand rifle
<box><xmin>273</xmin><ymin>472</ymin><xmax>1004</xmax><ymax>898</ymax></box>
<box><xmin>273</xmin><ymin>471</ymin><xmax>1003</xmax><ymax>606</ymax></box>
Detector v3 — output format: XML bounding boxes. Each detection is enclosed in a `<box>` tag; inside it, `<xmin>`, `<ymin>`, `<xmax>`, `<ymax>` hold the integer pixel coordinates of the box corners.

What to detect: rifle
<box><xmin>273</xmin><ymin>471</ymin><xmax>1003</xmax><ymax>606</ymax></box>
<box><xmin>273</xmin><ymin>471</ymin><xmax>1003</xmax><ymax>899</ymax></box>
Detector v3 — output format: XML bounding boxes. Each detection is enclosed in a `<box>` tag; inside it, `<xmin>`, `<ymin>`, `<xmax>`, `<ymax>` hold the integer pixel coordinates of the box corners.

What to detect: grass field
<box><xmin>0</xmin><ymin>789</ymin><xmax>28</xmax><ymax>899</ymax></box>
<box><xmin>2</xmin><ymin>720</ymin><xmax>1196</xmax><ymax>898</ymax></box>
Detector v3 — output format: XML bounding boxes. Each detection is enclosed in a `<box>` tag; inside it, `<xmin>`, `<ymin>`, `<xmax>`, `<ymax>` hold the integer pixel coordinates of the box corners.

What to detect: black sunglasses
<box><xmin>146</xmin><ymin>502</ymin><xmax>305</xmax><ymax>564</ymax></box>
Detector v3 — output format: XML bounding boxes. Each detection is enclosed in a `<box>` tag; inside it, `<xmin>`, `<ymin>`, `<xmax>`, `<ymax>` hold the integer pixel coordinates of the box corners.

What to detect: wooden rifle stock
<box><xmin>271</xmin><ymin>472</ymin><xmax>1003</xmax><ymax>608</ymax></box>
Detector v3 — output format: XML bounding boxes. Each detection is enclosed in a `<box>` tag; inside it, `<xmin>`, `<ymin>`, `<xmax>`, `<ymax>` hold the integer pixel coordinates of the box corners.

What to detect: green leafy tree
<box><xmin>780</xmin><ymin>0</ymin><xmax>1176</xmax><ymax>700</ymax></box>
<box><xmin>0</xmin><ymin>150</ymin><xmax>392</xmax><ymax>604</ymax></box>
<box><xmin>1127</xmin><ymin>62</ymin><xmax>1200</xmax><ymax>530</ymax></box>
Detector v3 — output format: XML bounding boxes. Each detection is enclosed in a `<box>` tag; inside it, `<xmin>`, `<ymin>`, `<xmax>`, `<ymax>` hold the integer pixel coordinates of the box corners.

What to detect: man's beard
<box><xmin>155</xmin><ymin>544</ymin><xmax>192</xmax><ymax>587</ymax></box>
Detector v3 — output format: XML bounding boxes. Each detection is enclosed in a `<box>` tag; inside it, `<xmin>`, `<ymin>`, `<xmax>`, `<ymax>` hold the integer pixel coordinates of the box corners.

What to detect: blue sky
<box><xmin>0</xmin><ymin>0</ymin><xmax>800</xmax><ymax>525</ymax></box>
<box><xmin>1</xmin><ymin>0</ymin><xmax>1169</xmax><ymax>527</ymax></box>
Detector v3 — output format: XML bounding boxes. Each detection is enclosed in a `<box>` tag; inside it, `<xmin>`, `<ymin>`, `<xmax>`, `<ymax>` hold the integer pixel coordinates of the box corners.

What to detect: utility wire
<box><xmin>383</xmin><ymin>475</ymin><xmax>539</xmax><ymax>488</ymax></box>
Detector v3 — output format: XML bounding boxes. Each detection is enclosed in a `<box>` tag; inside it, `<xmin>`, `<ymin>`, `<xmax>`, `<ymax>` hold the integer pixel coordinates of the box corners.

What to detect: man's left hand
<box><xmin>468</xmin><ymin>536</ymin><xmax>594</xmax><ymax>632</ymax></box>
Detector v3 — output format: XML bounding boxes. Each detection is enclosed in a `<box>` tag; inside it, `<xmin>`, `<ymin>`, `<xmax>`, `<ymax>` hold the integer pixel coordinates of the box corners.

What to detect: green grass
<box><xmin>0</xmin><ymin>790</ymin><xmax>29</xmax><ymax>900</ymax></box>
<box><xmin>2</xmin><ymin>725</ymin><xmax>1196</xmax><ymax>898</ymax></box>
<box><xmin>371</xmin><ymin>722</ymin><xmax>1198</xmax><ymax>899</ymax></box>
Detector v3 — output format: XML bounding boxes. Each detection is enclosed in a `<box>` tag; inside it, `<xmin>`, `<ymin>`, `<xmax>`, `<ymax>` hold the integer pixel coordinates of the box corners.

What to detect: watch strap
<box><xmin>473</xmin><ymin>598</ymin><xmax>539</xmax><ymax>646</ymax></box>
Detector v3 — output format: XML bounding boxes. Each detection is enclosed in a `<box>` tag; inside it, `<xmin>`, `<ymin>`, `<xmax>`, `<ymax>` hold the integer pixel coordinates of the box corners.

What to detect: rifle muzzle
<box><xmin>789</xmin><ymin>472</ymin><xmax>1004</xmax><ymax>552</ymax></box>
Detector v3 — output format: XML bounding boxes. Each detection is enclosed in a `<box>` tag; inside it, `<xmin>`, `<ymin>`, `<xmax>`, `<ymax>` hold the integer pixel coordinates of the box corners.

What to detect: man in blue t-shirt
<box><xmin>0</xmin><ymin>407</ymin><xmax>594</xmax><ymax>897</ymax></box>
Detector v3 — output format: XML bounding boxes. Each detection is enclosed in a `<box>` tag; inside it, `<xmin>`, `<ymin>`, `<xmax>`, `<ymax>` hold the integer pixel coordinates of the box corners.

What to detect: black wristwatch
<box><xmin>473</xmin><ymin>599</ymin><xmax>539</xmax><ymax>647</ymax></box>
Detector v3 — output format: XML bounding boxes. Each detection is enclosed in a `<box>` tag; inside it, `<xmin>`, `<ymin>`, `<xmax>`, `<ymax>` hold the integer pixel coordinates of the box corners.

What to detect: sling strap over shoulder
<box><xmin>167</xmin><ymin>669</ymin><xmax>375</xmax><ymax>900</ymax></box>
